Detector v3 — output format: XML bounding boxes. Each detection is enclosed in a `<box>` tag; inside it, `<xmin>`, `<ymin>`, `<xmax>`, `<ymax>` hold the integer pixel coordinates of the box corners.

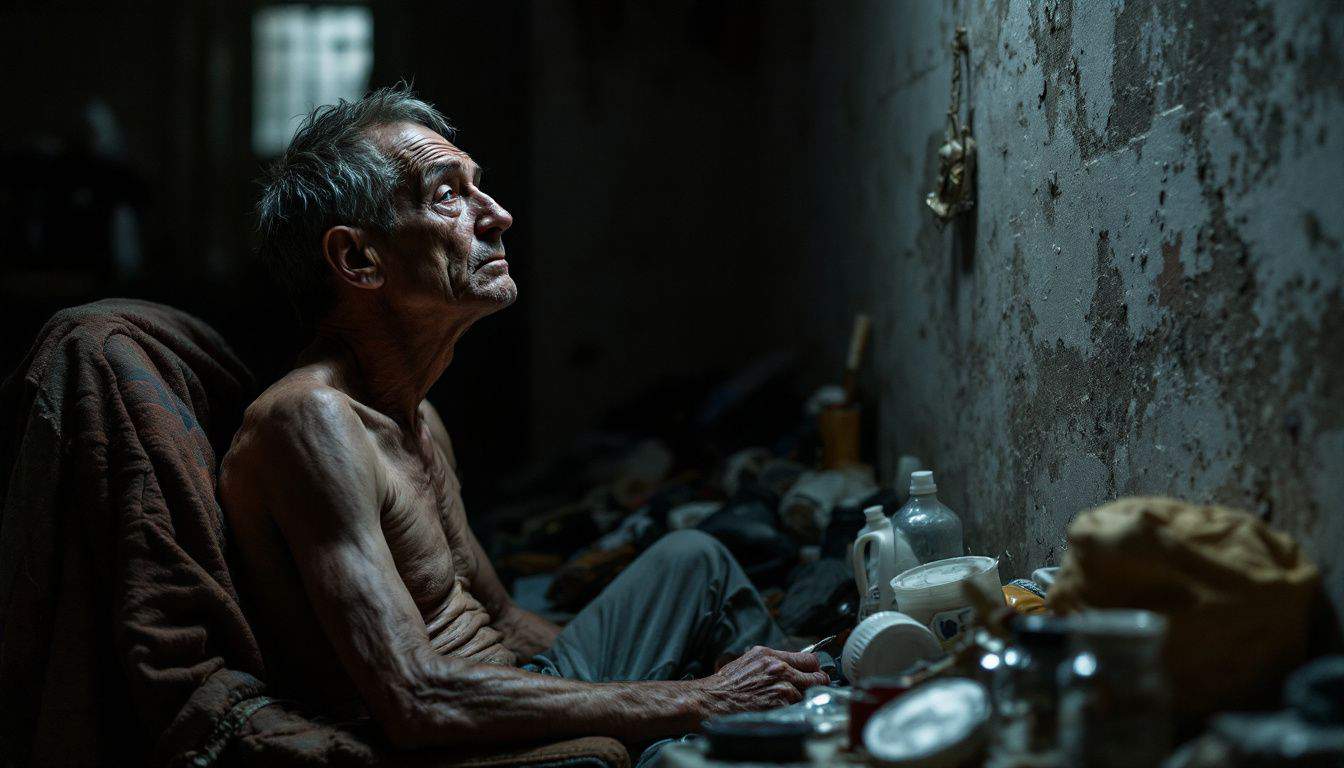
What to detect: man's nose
<box><xmin>475</xmin><ymin>192</ymin><xmax>513</xmax><ymax>239</ymax></box>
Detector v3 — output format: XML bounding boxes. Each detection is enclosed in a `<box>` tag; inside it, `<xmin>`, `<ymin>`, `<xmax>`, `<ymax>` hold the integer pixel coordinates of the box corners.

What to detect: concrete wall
<box><xmin>801</xmin><ymin>0</ymin><xmax>1344</xmax><ymax>609</ymax></box>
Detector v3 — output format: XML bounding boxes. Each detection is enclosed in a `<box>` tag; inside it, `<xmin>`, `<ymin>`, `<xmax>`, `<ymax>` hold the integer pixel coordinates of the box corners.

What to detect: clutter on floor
<box><xmin>483</xmin><ymin>344</ymin><xmax>1335</xmax><ymax>768</ymax></box>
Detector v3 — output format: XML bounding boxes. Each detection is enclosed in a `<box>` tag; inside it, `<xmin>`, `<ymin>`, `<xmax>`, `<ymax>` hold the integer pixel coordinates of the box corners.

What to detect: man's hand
<box><xmin>695</xmin><ymin>647</ymin><xmax>831</xmax><ymax>718</ymax></box>
<box><xmin>494</xmin><ymin>603</ymin><xmax>561</xmax><ymax>661</ymax></box>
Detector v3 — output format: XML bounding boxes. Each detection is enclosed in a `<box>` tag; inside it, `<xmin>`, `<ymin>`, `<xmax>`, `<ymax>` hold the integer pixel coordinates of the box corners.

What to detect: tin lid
<box><xmin>703</xmin><ymin>718</ymin><xmax>811</xmax><ymax>762</ymax></box>
<box><xmin>863</xmin><ymin>678</ymin><xmax>991</xmax><ymax>766</ymax></box>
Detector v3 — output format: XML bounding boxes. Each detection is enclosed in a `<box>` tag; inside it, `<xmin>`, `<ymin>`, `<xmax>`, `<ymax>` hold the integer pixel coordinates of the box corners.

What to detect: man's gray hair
<box><xmin>256</xmin><ymin>85</ymin><xmax>454</xmax><ymax>325</ymax></box>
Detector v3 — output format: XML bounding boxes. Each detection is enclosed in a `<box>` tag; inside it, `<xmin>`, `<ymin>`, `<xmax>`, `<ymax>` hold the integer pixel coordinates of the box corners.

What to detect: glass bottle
<box><xmin>992</xmin><ymin>615</ymin><xmax>1072</xmax><ymax>766</ymax></box>
<box><xmin>1056</xmin><ymin>610</ymin><xmax>1172</xmax><ymax>768</ymax></box>
<box><xmin>891</xmin><ymin>470</ymin><xmax>964</xmax><ymax>562</ymax></box>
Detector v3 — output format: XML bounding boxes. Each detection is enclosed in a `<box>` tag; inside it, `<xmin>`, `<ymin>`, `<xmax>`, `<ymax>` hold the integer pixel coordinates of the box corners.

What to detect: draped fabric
<box><xmin>0</xmin><ymin>299</ymin><xmax>264</xmax><ymax>765</ymax></box>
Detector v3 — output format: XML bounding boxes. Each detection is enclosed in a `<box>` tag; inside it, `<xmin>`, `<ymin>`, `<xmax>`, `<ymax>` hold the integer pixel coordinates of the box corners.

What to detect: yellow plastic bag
<box><xmin>1048</xmin><ymin>497</ymin><xmax>1320</xmax><ymax>715</ymax></box>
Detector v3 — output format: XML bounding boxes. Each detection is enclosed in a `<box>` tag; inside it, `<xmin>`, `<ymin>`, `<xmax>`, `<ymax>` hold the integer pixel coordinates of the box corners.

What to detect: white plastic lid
<box><xmin>864</xmin><ymin>504</ymin><xmax>887</xmax><ymax>522</ymax></box>
<box><xmin>842</xmin><ymin>611</ymin><xmax>943</xmax><ymax>682</ymax></box>
<box><xmin>909</xmin><ymin>470</ymin><xmax>937</xmax><ymax>495</ymax></box>
<box><xmin>891</xmin><ymin>557</ymin><xmax>995</xmax><ymax>591</ymax></box>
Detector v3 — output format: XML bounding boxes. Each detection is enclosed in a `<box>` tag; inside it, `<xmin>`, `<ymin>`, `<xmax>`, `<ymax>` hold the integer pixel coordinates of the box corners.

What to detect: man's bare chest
<box><xmin>374</xmin><ymin>439</ymin><xmax>477</xmax><ymax>610</ymax></box>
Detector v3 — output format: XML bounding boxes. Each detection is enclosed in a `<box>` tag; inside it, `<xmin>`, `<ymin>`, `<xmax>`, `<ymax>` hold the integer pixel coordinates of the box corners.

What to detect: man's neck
<box><xmin>307</xmin><ymin>303</ymin><xmax>473</xmax><ymax>430</ymax></box>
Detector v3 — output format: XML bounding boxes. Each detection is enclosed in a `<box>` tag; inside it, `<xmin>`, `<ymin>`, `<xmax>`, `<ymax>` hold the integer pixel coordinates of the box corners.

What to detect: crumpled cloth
<box><xmin>548</xmin><ymin>512</ymin><xmax>663</xmax><ymax>611</ymax></box>
<box><xmin>778</xmin><ymin>466</ymin><xmax>876</xmax><ymax>542</ymax></box>
<box><xmin>776</xmin><ymin>559</ymin><xmax>858</xmax><ymax>638</ymax></box>
<box><xmin>1048</xmin><ymin>496</ymin><xmax>1321</xmax><ymax>715</ymax></box>
<box><xmin>699</xmin><ymin>488</ymin><xmax>799</xmax><ymax>590</ymax></box>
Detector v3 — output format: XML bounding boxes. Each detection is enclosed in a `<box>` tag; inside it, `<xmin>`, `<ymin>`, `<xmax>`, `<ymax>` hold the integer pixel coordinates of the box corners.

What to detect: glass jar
<box><xmin>992</xmin><ymin>615</ymin><xmax>1072</xmax><ymax>765</ymax></box>
<box><xmin>848</xmin><ymin>675</ymin><xmax>915</xmax><ymax>749</ymax></box>
<box><xmin>1056</xmin><ymin>610</ymin><xmax>1172</xmax><ymax>768</ymax></box>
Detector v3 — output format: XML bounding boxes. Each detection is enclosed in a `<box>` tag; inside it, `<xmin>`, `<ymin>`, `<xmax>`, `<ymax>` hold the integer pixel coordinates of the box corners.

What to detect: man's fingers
<box><xmin>769</xmin><ymin>649</ymin><xmax>821</xmax><ymax>672</ymax></box>
<box><xmin>778</xmin><ymin>662</ymin><xmax>831</xmax><ymax>693</ymax></box>
<box><xmin>773</xmin><ymin>682</ymin><xmax>804</xmax><ymax>704</ymax></box>
<box><xmin>797</xmin><ymin>668</ymin><xmax>832</xmax><ymax>692</ymax></box>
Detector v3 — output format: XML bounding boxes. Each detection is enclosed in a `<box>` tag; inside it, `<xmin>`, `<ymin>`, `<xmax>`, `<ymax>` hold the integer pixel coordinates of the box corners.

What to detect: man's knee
<box><xmin>644</xmin><ymin>529</ymin><xmax>732</xmax><ymax>573</ymax></box>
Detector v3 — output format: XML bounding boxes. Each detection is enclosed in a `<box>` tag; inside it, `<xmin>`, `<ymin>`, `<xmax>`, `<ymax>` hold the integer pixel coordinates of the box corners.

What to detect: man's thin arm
<box><xmin>261</xmin><ymin>391</ymin><xmax>696</xmax><ymax>747</ymax></box>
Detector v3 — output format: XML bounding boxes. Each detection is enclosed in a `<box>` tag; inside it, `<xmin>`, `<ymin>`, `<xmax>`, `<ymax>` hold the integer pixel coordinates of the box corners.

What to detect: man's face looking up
<box><xmin>365</xmin><ymin>121</ymin><xmax>516</xmax><ymax>318</ymax></box>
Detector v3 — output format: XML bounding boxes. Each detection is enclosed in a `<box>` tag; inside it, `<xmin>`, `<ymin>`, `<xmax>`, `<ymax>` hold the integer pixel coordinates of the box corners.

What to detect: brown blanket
<box><xmin>0</xmin><ymin>300</ymin><xmax>372</xmax><ymax>766</ymax></box>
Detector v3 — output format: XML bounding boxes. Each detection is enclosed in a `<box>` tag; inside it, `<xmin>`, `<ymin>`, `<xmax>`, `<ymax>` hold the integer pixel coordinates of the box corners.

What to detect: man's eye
<box><xmin>435</xmin><ymin>185</ymin><xmax>456</xmax><ymax>204</ymax></box>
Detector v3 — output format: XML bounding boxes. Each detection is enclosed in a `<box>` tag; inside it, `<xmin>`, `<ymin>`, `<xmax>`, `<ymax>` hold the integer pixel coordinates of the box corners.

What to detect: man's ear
<box><xmin>321</xmin><ymin>225</ymin><xmax>384</xmax><ymax>290</ymax></box>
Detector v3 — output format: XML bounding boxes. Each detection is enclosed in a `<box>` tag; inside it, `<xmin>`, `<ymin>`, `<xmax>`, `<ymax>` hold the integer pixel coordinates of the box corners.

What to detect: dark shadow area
<box><xmin>0</xmin><ymin>1</ymin><xmax>832</xmax><ymax>518</ymax></box>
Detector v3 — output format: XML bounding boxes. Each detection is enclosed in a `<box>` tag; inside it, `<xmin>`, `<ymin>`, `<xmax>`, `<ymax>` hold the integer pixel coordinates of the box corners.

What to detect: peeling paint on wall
<box><xmin>804</xmin><ymin>0</ymin><xmax>1344</xmax><ymax>613</ymax></box>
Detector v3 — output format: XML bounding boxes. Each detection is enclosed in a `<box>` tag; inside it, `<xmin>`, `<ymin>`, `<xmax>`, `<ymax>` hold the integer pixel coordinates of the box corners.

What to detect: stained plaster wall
<box><xmin>802</xmin><ymin>0</ymin><xmax>1344</xmax><ymax>610</ymax></box>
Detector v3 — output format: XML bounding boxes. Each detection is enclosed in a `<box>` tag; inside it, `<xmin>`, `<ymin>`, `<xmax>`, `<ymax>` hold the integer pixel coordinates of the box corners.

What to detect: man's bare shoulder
<box><xmin>221</xmin><ymin>367</ymin><xmax>381</xmax><ymax>516</ymax></box>
<box><xmin>229</xmin><ymin>367</ymin><xmax>365</xmax><ymax>454</ymax></box>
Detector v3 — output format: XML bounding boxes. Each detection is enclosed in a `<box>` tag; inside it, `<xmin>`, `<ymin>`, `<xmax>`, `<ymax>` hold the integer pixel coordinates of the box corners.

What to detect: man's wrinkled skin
<box><xmin>219</xmin><ymin>122</ymin><xmax>827</xmax><ymax>749</ymax></box>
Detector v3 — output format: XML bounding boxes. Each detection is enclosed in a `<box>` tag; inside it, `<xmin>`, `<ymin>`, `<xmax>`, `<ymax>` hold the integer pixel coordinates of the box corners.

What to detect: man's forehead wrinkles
<box><xmin>419</xmin><ymin>158</ymin><xmax>483</xmax><ymax>187</ymax></box>
<box><xmin>397</xmin><ymin>134</ymin><xmax>470</xmax><ymax>170</ymax></box>
<box><xmin>381</xmin><ymin>127</ymin><xmax>482</xmax><ymax>199</ymax></box>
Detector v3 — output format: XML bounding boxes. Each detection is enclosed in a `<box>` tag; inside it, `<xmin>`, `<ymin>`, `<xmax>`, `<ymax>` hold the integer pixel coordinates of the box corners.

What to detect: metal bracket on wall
<box><xmin>925</xmin><ymin>27</ymin><xmax>976</xmax><ymax>225</ymax></box>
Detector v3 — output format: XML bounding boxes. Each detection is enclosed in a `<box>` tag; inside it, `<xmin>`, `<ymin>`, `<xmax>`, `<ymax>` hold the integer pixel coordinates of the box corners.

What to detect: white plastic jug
<box><xmin>853</xmin><ymin>505</ymin><xmax>919</xmax><ymax>619</ymax></box>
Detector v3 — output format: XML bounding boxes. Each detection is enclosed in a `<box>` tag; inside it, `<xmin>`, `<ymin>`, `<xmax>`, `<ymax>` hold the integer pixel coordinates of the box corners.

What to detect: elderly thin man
<box><xmin>218</xmin><ymin>87</ymin><xmax>826</xmax><ymax>754</ymax></box>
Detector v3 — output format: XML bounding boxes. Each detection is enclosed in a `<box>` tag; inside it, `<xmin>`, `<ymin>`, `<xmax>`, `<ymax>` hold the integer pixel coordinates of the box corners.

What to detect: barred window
<box><xmin>252</xmin><ymin>5</ymin><xmax>374</xmax><ymax>155</ymax></box>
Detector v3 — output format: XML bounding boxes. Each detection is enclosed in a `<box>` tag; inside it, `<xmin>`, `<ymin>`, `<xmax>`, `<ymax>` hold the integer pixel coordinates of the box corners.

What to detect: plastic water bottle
<box><xmin>892</xmin><ymin>470</ymin><xmax>964</xmax><ymax>563</ymax></box>
<box><xmin>853</xmin><ymin>505</ymin><xmax>919</xmax><ymax>620</ymax></box>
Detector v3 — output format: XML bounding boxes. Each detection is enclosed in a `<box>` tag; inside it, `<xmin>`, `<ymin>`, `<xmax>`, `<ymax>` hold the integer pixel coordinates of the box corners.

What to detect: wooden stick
<box><xmin>842</xmin><ymin>313</ymin><xmax>871</xmax><ymax>403</ymax></box>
